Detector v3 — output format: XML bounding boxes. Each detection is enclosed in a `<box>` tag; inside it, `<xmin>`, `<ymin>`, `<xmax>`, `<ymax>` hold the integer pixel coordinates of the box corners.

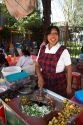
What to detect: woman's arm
<box><xmin>65</xmin><ymin>64</ymin><xmax>72</xmax><ymax>95</ymax></box>
<box><xmin>35</xmin><ymin>62</ymin><xmax>45</xmax><ymax>89</ymax></box>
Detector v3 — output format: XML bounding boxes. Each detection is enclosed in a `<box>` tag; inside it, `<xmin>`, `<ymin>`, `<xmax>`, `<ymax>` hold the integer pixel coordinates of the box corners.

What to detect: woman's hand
<box><xmin>35</xmin><ymin>62</ymin><xmax>45</xmax><ymax>89</ymax></box>
<box><xmin>38</xmin><ymin>76</ymin><xmax>45</xmax><ymax>89</ymax></box>
<box><xmin>66</xmin><ymin>84</ymin><xmax>72</xmax><ymax>95</ymax></box>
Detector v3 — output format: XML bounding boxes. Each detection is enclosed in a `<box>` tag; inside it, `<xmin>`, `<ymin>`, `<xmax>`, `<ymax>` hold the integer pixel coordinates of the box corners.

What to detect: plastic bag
<box><xmin>22</xmin><ymin>63</ymin><xmax>35</xmax><ymax>75</ymax></box>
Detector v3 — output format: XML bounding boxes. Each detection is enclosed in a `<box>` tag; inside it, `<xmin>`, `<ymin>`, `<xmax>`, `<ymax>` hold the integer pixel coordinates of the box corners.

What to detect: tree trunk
<box><xmin>64</xmin><ymin>22</ymin><xmax>68</xmax><ymax>46</ymax></box>
<box><xmin>41</xmin><ymin>0</ymin><xmax>51</xmax><ymax>34</ymax></box>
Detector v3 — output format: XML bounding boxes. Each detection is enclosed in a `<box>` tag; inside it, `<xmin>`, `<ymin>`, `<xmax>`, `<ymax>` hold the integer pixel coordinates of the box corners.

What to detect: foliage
<box><xmin>0</xmin><ymin>3</ymin><xmax>16</xmax><ymax>26</ymax></box>
<box><xmin>25</xmin><ymin>10</ymin><xmax>42</xmax><ymax>28</ymax></box>
<box><xmin>0</xmin><ymin>2</ymin><xmax>43</xmax><ymax>35</ymax></box>
<box><xmin>66</xmin><ymin>41</ymin><xmax>82</xmax><ymax>58</ymax></box>
<box><xmin>10</xmin><ymin>9</ymin><xmax>43</xmax><ymax>36</ymax></box>
<box><xmin>0</xmin><ymin>27</ymin><xmax>11</xmax><ymax>40</ymax></box>
<box><xmin>63</xmin><ymin>0</ymin><xmax>83</xmax><ymax>27</ymax></box>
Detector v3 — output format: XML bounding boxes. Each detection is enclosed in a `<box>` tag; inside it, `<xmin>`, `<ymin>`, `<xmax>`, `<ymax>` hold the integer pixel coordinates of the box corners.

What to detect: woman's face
<box><xmin>47</xmin><ymin>28</ymin><xmax>59</xmax><ymax>47</ymax></box>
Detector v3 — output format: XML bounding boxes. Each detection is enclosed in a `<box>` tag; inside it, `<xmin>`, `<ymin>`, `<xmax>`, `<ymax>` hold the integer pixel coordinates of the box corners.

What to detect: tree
<box><xmin>0</xmin><ymin>0</ymin><xmax>52</xmax><ymax>43</ymax></box>
<box><xmin>41</xmin><ymin>0</ymin><xmax>51</xmax><ymax>34</ymax></box>
<box><xmin>11</xmin><ymin>10</ymin><xmax>42</xmax><ymax>35</ymax></box>
<box><xmin>59</xmin><ymin>0</ymin><xmax>83</xmax><ymax>45</ymax></box>
<box><xmin>63</xmin><ymin>0</ymin><xmax>83</xmax><ymax>27</ymax></box>
<box><xmin>0</xmin><ymin>2</ymin><xmax>16</xmax><ymax>26</ymax></box>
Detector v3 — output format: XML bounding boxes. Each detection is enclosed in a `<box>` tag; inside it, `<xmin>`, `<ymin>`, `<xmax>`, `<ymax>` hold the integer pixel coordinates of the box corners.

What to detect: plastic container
<box><xmin>22</xmin><ymin>64</ymin><xmax>35</xmax><ymax>75</ymax></box>
<box><xmin>2</xmin><ymin>66</ymin><xmax>21</xmax><ymax>77</ymax></box>
<box><xmin>75</xmin><ymin>90</ymin><xmax>83</xmax><ymax>103</ymax></box>
<box><xmin>5</xmin><ymin>71</ymin><xmax>29</xmax><ymax>82</ymax></box>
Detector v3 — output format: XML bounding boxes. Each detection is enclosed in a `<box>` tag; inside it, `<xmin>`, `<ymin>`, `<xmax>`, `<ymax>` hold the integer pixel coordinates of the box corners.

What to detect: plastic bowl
<box><xmin>2</xmin><ymin>66</ymin><xmax>21</xmax><ymax>77</ymax></box>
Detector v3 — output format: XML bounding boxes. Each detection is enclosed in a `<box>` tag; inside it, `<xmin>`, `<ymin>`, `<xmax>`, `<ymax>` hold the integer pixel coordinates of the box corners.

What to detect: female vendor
<box><xmin>36</xmin><ymin>25</ymin><xmax>72</xmax><ymax>97</ymax></box>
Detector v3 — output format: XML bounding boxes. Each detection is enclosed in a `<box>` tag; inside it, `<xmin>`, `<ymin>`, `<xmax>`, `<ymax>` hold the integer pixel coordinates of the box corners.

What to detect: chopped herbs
<box><xmin>21</xmin><ymin>103</ymin><xmax>53</xmax><ymax>117</ymax></box>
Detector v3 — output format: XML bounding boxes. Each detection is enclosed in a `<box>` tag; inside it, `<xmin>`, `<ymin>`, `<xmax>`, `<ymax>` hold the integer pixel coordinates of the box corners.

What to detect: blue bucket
<box><xmin>75</xmin><ymin>90</ymin><xmax>83</xmax><ymax>103</ymax></box>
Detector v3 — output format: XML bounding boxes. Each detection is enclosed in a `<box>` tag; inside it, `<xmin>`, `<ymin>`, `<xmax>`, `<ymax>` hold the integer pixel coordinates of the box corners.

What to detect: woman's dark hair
<box><xmin>44</xmin><ymin>25</ymin><xmax>60</xmax><ymax>44</ymax></box>
<box><xmin>22</xmin><ymin>48</ymin><xmax>30</xmax><ymax>56</ymax></box>
<box><xmin>0</xmin><ymin>49</ymin><xmax>3</xmax><ymax>54</ymax></box>
<box><xmin>0</xmin><ymin>52</ymin><xmax>9</xmax><ymax>67</ymax></box>
<box><xmin>46</xmin><ymin>26</ymin><xmax>60</xmax><ymax>36</ymax></box>
<box><xmin>0</xmin><ymin>49</ymin><xmax>5</xmax><ymax>64</ymax></box>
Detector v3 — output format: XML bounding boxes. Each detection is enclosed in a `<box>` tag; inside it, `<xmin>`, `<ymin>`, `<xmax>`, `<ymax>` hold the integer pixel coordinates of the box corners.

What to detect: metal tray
<box><xmin>6</xmin><ymin>90</ymin><xmax>63</xmax><ymax>125</ymax></box>
<box><xmin>3</xmin><ymin>89</ymin><xmax>83</xmax><ymax>125</ymax></box>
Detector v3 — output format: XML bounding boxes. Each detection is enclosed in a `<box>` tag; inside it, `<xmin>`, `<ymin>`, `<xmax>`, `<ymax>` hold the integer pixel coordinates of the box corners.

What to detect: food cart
<box><xmin>0</xmin><ymin>72</ymin><xmax>83</xmax><ymax>125</ymax></box>
<box><xmin>0</xmin><ymin>86</ymin><xmax>83</xmax><ymax>125</ymax></box>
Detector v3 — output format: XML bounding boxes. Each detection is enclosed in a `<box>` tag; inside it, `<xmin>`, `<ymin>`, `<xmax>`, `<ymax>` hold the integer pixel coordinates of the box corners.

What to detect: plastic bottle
<box><xmin>13</xmin><ymin>53</ymin><xmax>16</xmax><ymax>62</ymax></box>
<box><xmin>0</xmin><ymin>100</ymin><xmax>6</xmax><ymax>125</ymax></box>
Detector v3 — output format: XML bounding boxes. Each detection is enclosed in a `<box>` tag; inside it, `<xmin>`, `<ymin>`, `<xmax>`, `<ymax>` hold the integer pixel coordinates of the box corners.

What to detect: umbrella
<box><xmin>5</xmin><ymin>0</ymin><xmax>36</xmax><ymax>19</ymax></box>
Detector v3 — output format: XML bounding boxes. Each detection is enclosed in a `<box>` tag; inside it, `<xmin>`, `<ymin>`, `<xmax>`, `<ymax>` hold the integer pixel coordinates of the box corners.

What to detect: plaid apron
<box><xmin>38</xmin><ymin>45</ymin><xmax>67</xmax><ymax>97</ymax></box>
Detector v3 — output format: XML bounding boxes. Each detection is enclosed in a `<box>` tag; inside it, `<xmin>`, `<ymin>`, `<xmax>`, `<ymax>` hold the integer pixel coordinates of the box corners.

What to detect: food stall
<box><xmin>0</xmin><ymin>80</ymin><xmax>83</xmax><ymax>125</ymax></box>
<box><xmin>0</xmin><ymin>66</ymin><xmax>83</xmax><ymax>125</ymax></box>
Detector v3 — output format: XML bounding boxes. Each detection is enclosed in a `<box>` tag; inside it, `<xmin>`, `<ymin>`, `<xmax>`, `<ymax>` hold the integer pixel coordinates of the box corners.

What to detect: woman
<box><xmin>15</xmin><ymin>43</ymin><xmax>23</xmax><ymax>56</ymax></box>
<box><xmin>0</xmin><ymin>49</ymin><xmax>9</xmax><ymax>68</ymax></box>
<box><xmin>16</xmin><ymin>48</ymin><xmax>33</xmax><ymax>68</ymax></box>
<box><xmin>0</xmin><ymin>49</ymin><xmax>9</xmax><ymax>77</ymax></box>
<box><xmin>36</xmin><ymin>26</ymin><xmax>72</xmax><ymax>97</ymax></box>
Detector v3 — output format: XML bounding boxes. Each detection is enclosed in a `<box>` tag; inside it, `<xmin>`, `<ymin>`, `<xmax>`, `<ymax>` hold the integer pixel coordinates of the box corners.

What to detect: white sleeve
<box><xmin>29</xmin><ymin>57</ymin><xmax>34</xmax><ymax>64</ymax></box>
<box><xmin>61</xmin><ymin>49</ymin><xmax>72</xmax><ymax>66</ymax></box>
<box><xmin>16</xmin><ymin>57</ymin><xmax>23</xmax><ymax>67</ymax></box>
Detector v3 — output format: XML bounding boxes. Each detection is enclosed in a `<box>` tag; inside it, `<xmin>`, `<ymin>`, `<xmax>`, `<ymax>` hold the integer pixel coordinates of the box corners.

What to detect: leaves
<box><xmin>63</xmin><ymin>0</ymin><xmax>83</xmax><ymax>27</ymax></box>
